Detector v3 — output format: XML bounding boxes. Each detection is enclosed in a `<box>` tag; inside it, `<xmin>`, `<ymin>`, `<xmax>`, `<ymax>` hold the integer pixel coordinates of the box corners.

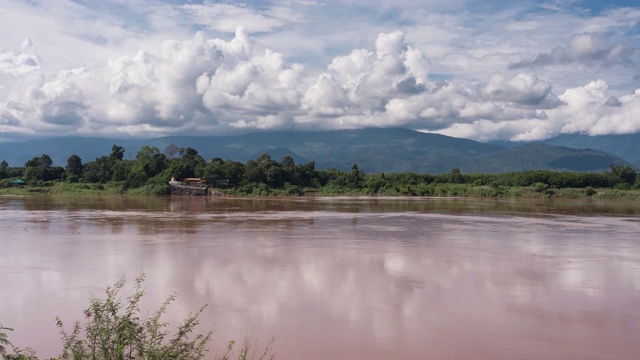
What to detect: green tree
<box><xmin>256</xmin><ymin>153</ymin><xmax>284</xmax><ymax>188</ymax></box>
<box><xmin>4</xmin><ymin>167</ymin><xmax>23</xmax><ymax>179</ymax></box>
<box><xmin>281</xmin><ymin>155</ymin><xmax>295</xmax><ymax>168</ymax></box>
<box><xmin>298</xmin><ymin>161</ymin><xmax>318</xmax><ymax>187</ymax></box>
<box><xmin>83</xmin><ymin>156</ymin><xmax>113</xmax><ymax>183</ymax></box>
<box><xmin>349</xmin><ymin>164</ymin><xmax>363</xmax><ymax>188</ymax></box>
<box><xmin>49</xmin><ymin>166</ymin><xmax>65</xmax><ymax>181</ymax></box>
<box><xmin>136</xmin><ymin>146</ymin><xmax>167</xmax><ymax>178</ymax></box>
<box><xmin>111</xmin><ymin>160</ymin><xmax>133</xmax><ymax>182</ymax></box>
<box><xmin>610</xmin><ymin>165</ymin><xmax>637</xmax><ymax>185</ymax></box>
<box><xmin>65</xmin><ymin>154</ymin><xmax>83</xmax><ymax>182</ymax></box>
<box><xmin>244</xmin><ymin>159</ymin><xmax>263</xmax><ymax>183</ymax></box>
<box><xmin>23</xmin><ymin>154</ymin><xmax>54</xmax><ymax>182</ymax></box>
<box><xmin>164</xmin><ymin>143</ymin><xmax>179</xmax><ymax>160</ymax></box>
<box><xmin>449</xmin><ymin>168</ymin><xmax>464</xmax><ymax>184</ymax></box>
<box><xmin>110</xmin><ymin>144</ymin><xmax>125</xmax><ymax>161</ymax></box>
<box><xmin>83</xmin><ymin>145</ymin><xmax>129</xmax><ymax>183</ymax></box>
<box><xmin>0</xmin><ymin>160</ymin><xmax>8</xmax><ymax>179</ymax></box>
<box><xmin>167</xmin><ymin>147</ymin><xmax>206</xmax><ymax>180</ymax></box>
<box><xmin>222</xmin><ymin>160</ymin><xmax>245</xmax><ymax>185</ymax></box>
<box><xmin>203</xmin><ymin>158</ymin><xmax>225</xmax><ymax>184</ymax></box>
<box><xmin>264</xmin><ymin>166</ymin><xmax>284</xmax><ymax>188</ymax></box>
<box><xmin>124</xmin><ymin>166</ymin><xmax>148</xmax><ymax>189</ymax></box>
<box><xmin>203</xmin><ymin>158</ymin><xmax>246</xmax><ymax>187</ymax></box>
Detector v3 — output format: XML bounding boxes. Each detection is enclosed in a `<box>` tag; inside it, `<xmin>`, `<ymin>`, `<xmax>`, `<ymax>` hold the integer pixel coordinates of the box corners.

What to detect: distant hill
<box><xmin>126</xmin><ymin>128</ymin><xmax>506</xmax><ymax>173</ymax></box>
<box><xmin>0</xmin><ymin>137</ymin><xmax>123</xmax><ymax>169</ymax></box>
<box><xmin>492</xmin><ymin>133</ymin><xmax>640</xmax><ymax>166</ymax></box>
<box><xmin>540</xmin><ymin>133</ymin><xmax>640</xmax><ymax>166</ymax></box>
<box><xmin>0</xmin><ymin>128</ymin><xmax>632</xmax><ymax>174</ymax></box>
<box><xmin>463</xmin><ymin>143</ymin><xmax>628</xmax><ymax>173</ymax></box>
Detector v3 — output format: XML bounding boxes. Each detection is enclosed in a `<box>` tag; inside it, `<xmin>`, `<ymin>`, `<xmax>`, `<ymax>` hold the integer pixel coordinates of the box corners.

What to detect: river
<box><xmin>1</xmin><ymin>195</ymin><xmax>639</xmax><ymax>359</ymax></box>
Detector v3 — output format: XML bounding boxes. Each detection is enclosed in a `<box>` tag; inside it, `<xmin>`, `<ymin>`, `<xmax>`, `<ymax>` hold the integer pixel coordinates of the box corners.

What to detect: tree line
<box><xmin>1</xmin><ymin>143</ymin><xmax>639</xmax><ymax>196</ymax></box>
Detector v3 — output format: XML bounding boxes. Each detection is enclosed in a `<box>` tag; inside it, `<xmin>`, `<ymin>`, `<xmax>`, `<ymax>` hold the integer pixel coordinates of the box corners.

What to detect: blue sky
<box><xmin>1</xmin><ymin>0</ymin><xmax>639</xmax><ymax>142</ymax></box>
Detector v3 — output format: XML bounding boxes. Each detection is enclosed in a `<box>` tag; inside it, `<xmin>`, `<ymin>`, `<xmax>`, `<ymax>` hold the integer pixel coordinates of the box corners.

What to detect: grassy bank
<box><xmin>0</xmin><ymin>182</ymin><xmax>165</xmax><ymax>196</ymax></box>
<box><xmin>214</xmin><ymin>183</ymin><xmax>640</xmax><ymax>199</ymax></box>
<box><xmin>3</xmin><ymin>182</ymin><xmax>640</xmax><ymax>200</ymax></box>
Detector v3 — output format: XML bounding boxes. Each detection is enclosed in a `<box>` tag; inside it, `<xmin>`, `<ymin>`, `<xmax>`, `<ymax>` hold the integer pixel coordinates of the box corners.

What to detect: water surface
<box><xmin>1</xmin><ymin>195</ymin><xmax>639</xmax><ymax>359</ymax></box>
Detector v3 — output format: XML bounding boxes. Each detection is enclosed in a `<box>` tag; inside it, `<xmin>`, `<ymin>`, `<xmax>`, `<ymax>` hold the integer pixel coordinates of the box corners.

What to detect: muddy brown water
<box><xmin>1</xmin><ymin>195</ymin><xmax>639</xmax><ymax>359</ymax></box>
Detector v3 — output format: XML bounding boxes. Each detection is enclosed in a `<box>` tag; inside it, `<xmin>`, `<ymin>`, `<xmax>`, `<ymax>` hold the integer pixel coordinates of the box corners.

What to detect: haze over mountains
<box><xmin>0</xmin><ymin>128</ymin><xmax>634</xmax><ymax>174</ymax></box>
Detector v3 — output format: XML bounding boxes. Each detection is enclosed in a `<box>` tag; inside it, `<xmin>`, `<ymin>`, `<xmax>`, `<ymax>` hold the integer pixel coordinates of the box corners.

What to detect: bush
<box><xmin>2</xmin><ymin>275</ymin><xmax>275</xmax><ymax>360</ymax></box>
<box><xmin>55</xmin><ymin>274</ymin><xmax>212</xmax><ymax>360</ymax></box>
<box><xmin>532</xmin><ymin>182</ymin><xmax>549</xmax><ymax>193</ymax></box>
<box><xmin>126</xmin><ymin>183</ymin><xmax>170</xmax><ymax>196</ymax></box>
<box><xmin>0</xmin><ymin>325</ymin><xmax>12</xmax><ymax>356</ymax></box>
<box><xmin>614</xmin><ymin>183</ymin><xmax>630</xmax><ymax>190</ymax></box>
<box><xmin>284</xmin><ymin>184</ymin><xmax>303</xmax><ymax>196</ymax></box>
<box><xmin>466</xmin><ymin>186</ymin><xmax>501</xmax><ymax>197</ymax></box>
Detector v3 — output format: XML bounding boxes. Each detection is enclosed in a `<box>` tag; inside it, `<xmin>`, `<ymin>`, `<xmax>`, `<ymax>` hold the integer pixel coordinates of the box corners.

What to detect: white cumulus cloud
<box><xmin>509</xmin><ymin>32</ymin><xmax>636</xmax><ymax>69</ymax></box>
<box><xmin>2</xmin><ymin>0</ymin><xmax>640</xmax><ymax>143</ymax></box>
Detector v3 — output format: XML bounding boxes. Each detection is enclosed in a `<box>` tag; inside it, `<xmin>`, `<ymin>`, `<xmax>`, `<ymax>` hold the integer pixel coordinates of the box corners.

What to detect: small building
<box><xmin>10</xmin><ymin>179</ymin><xmax>26</xmax><ymax>187</ymax></box>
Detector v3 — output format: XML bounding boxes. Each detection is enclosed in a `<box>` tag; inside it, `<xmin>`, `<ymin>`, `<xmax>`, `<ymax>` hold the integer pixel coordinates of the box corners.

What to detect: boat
<box><xmin>169</xmin><ymin>176</ymin><xmax>209</xmax><ymax>196</ymax></box>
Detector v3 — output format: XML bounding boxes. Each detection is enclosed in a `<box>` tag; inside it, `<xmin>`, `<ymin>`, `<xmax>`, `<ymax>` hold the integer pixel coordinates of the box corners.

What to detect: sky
<box><xmin>1</xmin><ymin>0</ymin><xmax>639</xmax><ymax>143</ymax></box>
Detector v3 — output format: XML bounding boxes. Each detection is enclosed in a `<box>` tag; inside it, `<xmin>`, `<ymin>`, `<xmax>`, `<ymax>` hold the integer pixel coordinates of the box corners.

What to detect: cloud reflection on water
<box><xmin>1</xmin><ymin>196</ymin><xmax>640</xmax><ymax>359</ymax></box>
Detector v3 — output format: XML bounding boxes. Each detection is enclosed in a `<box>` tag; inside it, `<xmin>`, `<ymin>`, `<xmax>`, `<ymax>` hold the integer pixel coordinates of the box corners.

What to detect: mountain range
<box><xmin>0</xmin><ymin>128</ymin><xmax>635</xmax><ymax>174</ymax></box>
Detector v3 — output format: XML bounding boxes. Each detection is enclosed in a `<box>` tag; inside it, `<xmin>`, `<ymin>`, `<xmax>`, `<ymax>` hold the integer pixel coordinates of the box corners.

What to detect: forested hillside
<box><xmin>463</xmin><ymin>143</ymin><xmax>625</xmax><ymax>173</ymax></box>
<box><xmin>0</xmin><ymin>128</ymin><xmax>632</xmax><ymax>174</ymax></box>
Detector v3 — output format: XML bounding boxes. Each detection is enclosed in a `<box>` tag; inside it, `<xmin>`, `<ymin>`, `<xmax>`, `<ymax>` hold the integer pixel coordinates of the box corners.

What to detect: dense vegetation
<box><xmin>1</xmin><ymin>143</ymin><xmax>640</xmax><ymax>198</ymax></box>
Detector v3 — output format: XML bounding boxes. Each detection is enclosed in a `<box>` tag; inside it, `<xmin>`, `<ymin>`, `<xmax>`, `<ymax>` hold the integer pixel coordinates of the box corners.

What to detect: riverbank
<box><xmin>2</xmin><ymin>181</ymin><xmax>640</xmax><ymax>199</ymax></box>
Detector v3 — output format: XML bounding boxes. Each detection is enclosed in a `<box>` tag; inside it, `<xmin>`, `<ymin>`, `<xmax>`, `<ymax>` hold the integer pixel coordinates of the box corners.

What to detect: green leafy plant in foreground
<box><xmin>2</xmin><ymin>275</ymin><xmax>275</xmax><ymax>360</ymax></box>
<box><xmin>0</xmin><ymin>325</ymin><xmax>13</xmax><ymax>356</ymax></box>
<box><xmin>55</xmin><ymin>274</ymin><xmax>212</xmax><ymax>360</ymax></box>
<box><xmin>216</xmin><ymin>339</ymin><xmax>275</xmax><ymax>360</ymax></box>
<box><xmin>1</xmin><ymin>325</ymin><xmax>37</xmax><ymax>360</ymax></box>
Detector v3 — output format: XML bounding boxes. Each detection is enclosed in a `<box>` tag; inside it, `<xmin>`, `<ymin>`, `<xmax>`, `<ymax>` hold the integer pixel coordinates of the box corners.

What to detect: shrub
<box><xmin>0</xmin><ymin>325</ymin><xmax>12</xmax><ymax>356</ymax></box>
<box><xmin>55</xmin><ymin>274</ymin><xmax>212</xmax><ymax>360</ymax></box>
<box><xmin>126</xmin><ymin>183</ymin><xmax>170</xmax><ymax>196</ymax></box>
<box><xmin>1</xmin><ymin>275</ymin><xmax>275</xmax><ymax>360</ymax></box>
<box><xmin>284</xmin><ymin>184</ymin><xmax>303</xmax><ymax>196</ymax></box>
<box><xmin>532</xmin><ymin>182</ymin><xmax>549</xmax><ymax>193</ymax></box>
<box><xmin>467</xmin><ymin>186</ymin><xmax>501</xmax><ymax>197</ymax></box>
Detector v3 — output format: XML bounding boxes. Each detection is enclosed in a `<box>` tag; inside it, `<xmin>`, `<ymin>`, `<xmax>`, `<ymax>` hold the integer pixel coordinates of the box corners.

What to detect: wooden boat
<box><xmin>169</xmin><ymin>176</ymin><xmax>208</xmax><ymax>196</ymax></box>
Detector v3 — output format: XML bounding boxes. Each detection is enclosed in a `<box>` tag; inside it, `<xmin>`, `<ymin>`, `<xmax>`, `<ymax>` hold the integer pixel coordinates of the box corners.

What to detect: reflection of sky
<box><xmin>1</xmin><ymin>197</ymin><xmax>640</xmax><ymax>359</ymax></box>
